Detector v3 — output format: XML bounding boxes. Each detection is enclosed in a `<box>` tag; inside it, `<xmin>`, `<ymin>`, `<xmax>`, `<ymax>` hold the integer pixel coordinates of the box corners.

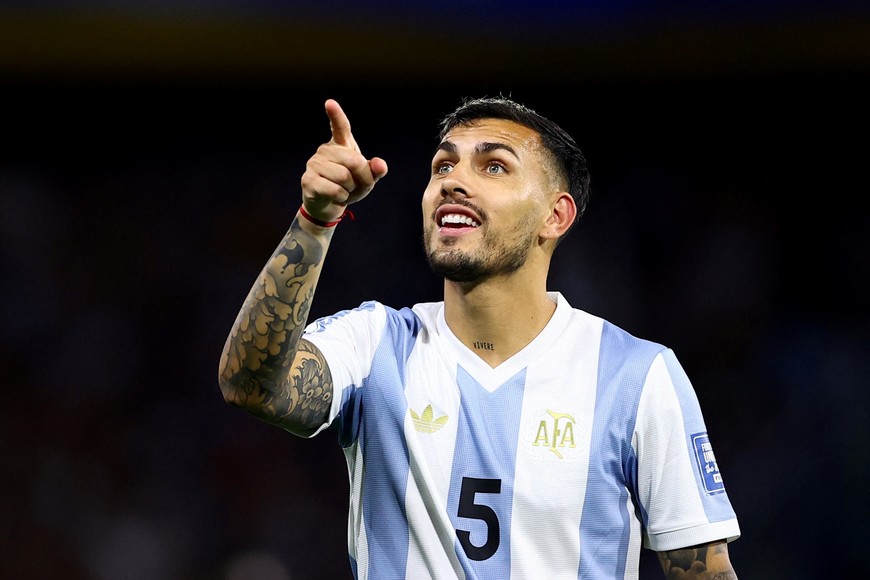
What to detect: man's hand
<box><xmin>300</xmin><ymin>99</ymin><xmax>388</xmax><ymax>223</ymax></box>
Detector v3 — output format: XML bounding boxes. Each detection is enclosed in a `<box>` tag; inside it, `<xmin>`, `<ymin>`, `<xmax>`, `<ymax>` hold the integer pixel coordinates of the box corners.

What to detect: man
<box><xmin>218</xmin><ymin>97</ymin><xmax>740</xmax><ymax>579</ymax></box>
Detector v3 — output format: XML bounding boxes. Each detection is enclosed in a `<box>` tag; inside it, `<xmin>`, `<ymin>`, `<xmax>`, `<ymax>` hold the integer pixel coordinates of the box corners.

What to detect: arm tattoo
<box><xmin>219</xmin><ymin>220</ymin><xmax>333</xmax><ymax>432</ymax></box>
<box><xmin>283</xmin><ymin>339</ymin><xmax>334</xmax><ymax>430</ymax></box>
<box><xmin>657</xmin><ymin>540</ymin><xmax>737</xmax><ymax>579</ymax></box>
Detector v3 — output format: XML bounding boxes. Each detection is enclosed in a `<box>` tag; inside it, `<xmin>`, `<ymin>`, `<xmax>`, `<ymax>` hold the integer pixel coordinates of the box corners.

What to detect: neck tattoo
<box><xmin>473</xmin><ymin>341</ymin><xmax>495</xmax><ymax>351</ymax></box>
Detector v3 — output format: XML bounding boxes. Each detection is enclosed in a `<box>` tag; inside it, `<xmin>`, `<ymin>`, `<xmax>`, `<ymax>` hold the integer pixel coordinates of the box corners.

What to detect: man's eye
<box><xmin>486</xmin><ymin>162</ymin><xmax>505</xmax><ymax>174</ymax></box>
<box><xmin>436</xmin><ymin>162</ymin><xmax>454</xmax><ymax>174</ymax></box>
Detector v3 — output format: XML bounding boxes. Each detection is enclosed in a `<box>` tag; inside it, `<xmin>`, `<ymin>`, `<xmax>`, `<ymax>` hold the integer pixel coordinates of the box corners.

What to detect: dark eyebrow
<box><xmin>476</xmin><ymin>142</ymin><xmax>519</xmax><ymax>159</ymax></box>
<box><xmin>436</xmin><ymin>141</ymin><xmax>457</xmax><ymax>154</ymax></box>
<box><xmin>435</xmin><ymin>140</ymin><xmax>519</xmax><ymax>159</ymax></box>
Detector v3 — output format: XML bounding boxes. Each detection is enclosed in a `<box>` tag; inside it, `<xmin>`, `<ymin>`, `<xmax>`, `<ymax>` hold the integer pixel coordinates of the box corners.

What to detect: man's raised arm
<box><xmin>217</xmin><ymin>99</ymin><xmax>387</xmax><ymax>436</ymax></box>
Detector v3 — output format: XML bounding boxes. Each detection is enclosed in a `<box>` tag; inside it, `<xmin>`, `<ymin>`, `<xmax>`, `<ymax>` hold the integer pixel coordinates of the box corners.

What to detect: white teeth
<box><xmin>440</xmin><ymin>213</ymin><xmax>479</xmax><ymax>227</ymax></box>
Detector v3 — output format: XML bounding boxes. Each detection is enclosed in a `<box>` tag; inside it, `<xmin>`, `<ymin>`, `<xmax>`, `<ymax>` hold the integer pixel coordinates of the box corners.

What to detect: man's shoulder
<box><xmin>365</xmin><ymin>300</ymin><xmax>443</xmax><ymax>336</ymax></box>
<box><xmin>408</xmin><ymin>300</ymin><xmax>444</xmax><ymax>316</ymax></box>
<box><xmin>556</xmin><ymin>294</ymin><xmax>668</xmax><ymax>361</ymax></box>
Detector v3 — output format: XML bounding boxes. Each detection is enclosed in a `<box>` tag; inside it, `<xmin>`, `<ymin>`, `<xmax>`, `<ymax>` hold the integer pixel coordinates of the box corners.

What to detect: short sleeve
<box><xmin>301</xmin><ymin>301</ymin><xmax>387</xmax><ymax>437</ymax></box>
<box><xmin>633</xmin><ymin>350</ymin><xmax>740</xmax><ymax>551</ymax></box>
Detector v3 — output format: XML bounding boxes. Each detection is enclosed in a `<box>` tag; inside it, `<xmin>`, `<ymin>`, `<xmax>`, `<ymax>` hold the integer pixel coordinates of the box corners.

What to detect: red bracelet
<box><xmin>298</xmin><ymin>206</ymin><xmax>355</xmax><ymax>227</ymax></box>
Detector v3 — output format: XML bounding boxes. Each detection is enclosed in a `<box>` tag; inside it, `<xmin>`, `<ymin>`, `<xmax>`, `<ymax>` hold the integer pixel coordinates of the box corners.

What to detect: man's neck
<box><xmin>442</xmin><ymin>275</ymin><xmax>557</xmax><ymax>368</ymax></box>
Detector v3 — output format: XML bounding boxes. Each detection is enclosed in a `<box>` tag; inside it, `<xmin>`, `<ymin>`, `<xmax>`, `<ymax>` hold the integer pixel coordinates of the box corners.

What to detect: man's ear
<box><xmin>541</xmin><ymin>192</ymin><xmax>577</xmax><ymax>241</ymax></box>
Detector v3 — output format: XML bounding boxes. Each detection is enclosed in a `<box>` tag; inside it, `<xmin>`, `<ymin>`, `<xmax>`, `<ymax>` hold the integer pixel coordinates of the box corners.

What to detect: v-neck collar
<box><xmin>435</xmin><ymin>291</ymin><xmax>571</xmax><ymax>392</ymax></box>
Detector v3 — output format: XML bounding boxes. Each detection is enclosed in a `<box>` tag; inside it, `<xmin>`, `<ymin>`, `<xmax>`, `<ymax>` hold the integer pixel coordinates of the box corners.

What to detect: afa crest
<box><xmin>529</xmin><ymin>409</ymin><xmax>581</xmax><ymax>460</ymax></box>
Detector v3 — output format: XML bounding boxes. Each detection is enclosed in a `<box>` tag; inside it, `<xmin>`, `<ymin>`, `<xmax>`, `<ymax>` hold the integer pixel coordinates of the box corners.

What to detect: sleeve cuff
<box><xmin>645</xmin><ymin>519</ymin><xmax>741</xmax><ymax>552</ymax></box>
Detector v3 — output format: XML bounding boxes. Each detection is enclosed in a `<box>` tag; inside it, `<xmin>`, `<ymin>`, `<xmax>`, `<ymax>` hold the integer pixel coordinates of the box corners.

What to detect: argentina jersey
<box><xmin>302</xmin><ymin>292</ymin><xmax>740</xmax><ymax>580</ymax></box>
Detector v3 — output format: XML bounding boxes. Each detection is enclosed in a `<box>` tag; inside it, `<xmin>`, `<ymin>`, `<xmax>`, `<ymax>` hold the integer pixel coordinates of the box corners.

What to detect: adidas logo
<box><xmin>410</xmin><ymin>405</ymin><xmax>448</xmax><ymax>433</ymax></box>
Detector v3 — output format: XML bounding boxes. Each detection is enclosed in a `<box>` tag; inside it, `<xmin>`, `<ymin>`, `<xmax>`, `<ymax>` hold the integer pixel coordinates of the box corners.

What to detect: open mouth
<box><xmin>435</xmin><ymin>204</ymin><xmax>481</xmax><ymax>232</ymax></box>
<box><xmin>440</xmin><ymin>213</ymin><xmax>479</xmax><ymax>228</ymax></box>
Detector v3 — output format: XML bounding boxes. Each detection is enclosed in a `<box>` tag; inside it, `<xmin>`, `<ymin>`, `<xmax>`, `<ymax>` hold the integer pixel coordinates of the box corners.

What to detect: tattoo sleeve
<box><xmin>218</xmin><ymin>218</ymin><xmax>335</xmax><ymax>435</ymax></box>
<box><xmin>657</xmin><ymin>540</ymin><xmax>737</xmax><ymax>579</ymax></box>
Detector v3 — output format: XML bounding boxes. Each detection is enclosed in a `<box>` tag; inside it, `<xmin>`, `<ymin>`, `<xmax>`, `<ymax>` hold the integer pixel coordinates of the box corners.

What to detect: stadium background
<box><xmin>1</xmin><ymin>1</ymin><xmax>868</xmax><ymax>578</ymax></box>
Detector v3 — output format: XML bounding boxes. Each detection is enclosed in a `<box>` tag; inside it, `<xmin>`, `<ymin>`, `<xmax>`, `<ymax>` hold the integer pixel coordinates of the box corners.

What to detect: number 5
<box><xmin>457</xmin><ymin>477</ymin><xmax>502</xmax><ymax>561</ymax></box>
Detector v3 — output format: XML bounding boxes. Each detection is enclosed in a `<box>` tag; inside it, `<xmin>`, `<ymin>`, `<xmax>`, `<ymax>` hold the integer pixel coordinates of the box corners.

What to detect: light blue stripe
<box><xmin>448</xmin><ymin>365</ymin><xmax>526</xmax><ymax>579</ymax></box>
<box><xmin>661</xmin><ymin>349</ymin><xmax>737</xmax><ymax>523</ymax></box>
<box><xmin>343</xmin><ymin>306</ymin><xmax>421</xmax><ymax>579</ymax></box>
<box><xmin>579</xmin><ymin>321</ymin><xmax>664</xmax><ymax>579</ymax></box>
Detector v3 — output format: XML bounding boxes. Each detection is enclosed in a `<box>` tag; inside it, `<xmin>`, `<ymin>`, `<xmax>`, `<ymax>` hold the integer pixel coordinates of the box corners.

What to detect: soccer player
<box><xmin>218</xmin><ymin>97</ymin><xmax>740</xmax><ymax>579</ymax></box>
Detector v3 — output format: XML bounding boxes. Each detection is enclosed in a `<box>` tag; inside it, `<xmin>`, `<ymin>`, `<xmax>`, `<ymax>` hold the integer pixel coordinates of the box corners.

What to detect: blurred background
<box><xmin>1</xmin><ymin>1</ymin><xmax>868</xmax><ymax>578</ymax></box>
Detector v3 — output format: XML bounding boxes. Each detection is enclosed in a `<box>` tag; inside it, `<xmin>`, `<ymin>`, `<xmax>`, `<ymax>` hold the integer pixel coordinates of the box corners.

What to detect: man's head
<box><xmin>438</xmin><ymin>96</ymin><xmax>591</xmax><ymax>229</ymax></box>
<box><xmin>422</xmin><ymin>96</ymin><xmax>590</xmax><ymax>284</ymax></box>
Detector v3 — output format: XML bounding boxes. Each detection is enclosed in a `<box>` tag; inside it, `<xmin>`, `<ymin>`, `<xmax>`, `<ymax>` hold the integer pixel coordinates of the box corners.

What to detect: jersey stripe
<box><xmin>358</xmin><ymin>309</ymin><xmax>421</xmax><ymax>578</ymax></box>
<box><xmin>579</xmin><ymin>321</ymin><xmax>664</xmax><ymax>578</ymax></box>
<box><xmin>448</xmin><ymin>365</ymin><xmax>526</xmax><ymax>578</ymax></box>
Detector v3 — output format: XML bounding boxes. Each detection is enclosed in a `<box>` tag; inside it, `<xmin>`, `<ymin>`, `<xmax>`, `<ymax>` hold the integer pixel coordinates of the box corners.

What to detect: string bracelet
<box><xmin>298</xmin><ymin>206</ymin><xmax>355</xmax><ymax>228</ymax></box>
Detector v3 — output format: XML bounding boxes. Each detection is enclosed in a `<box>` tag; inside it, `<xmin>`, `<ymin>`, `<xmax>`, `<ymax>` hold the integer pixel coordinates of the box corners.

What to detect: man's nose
<box><xmin>440</xmin><ymin>179</ymin><xmax>469</xmax><ymax>198</ymax></box>
<box><xmin>440</xmin><ymin>167</ymin><xmax>472</xmax><ymax>198</ymax></box>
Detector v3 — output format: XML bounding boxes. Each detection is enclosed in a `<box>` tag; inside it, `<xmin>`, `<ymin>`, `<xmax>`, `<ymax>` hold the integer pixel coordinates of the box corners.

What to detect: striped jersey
<box><xmin>301</xmin><ymin>292</ymin><xmax>740</xmax><ymax>579</ymax></box>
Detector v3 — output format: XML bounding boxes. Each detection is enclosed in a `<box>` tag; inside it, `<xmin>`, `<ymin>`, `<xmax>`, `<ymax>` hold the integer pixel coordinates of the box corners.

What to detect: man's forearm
<box><xmin>218</xmin><ymin>216</ymin><xmax>333</xmax><ymax>424</ymax></box>
<box><xmin>657</xmin><ymin>540</ymin><xmax>737</xmax><ymax>579</ymax></box>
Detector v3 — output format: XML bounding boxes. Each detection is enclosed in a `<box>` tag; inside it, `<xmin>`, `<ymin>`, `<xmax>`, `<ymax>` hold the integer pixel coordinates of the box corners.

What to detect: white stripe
<box><xmin>345</xmin><ymin>441</ymin><xmax>369</xmax><ymax>579</ymax></box>
<box><xmin>509</xmin><ymin>314</ymin><xmax>602</xmax><ymax>579</ymax></box>
<box><xmin>636</xmin><ymin>355</ymin><xmax>710</xmax><ymax>549</ymax></box>
<box><xmin>622</xmin><ymin>490</ymin><xmax>643</xmax><ymax>579</ymax></box>
<box><xmin>404</xmin><ymin>333</ymin><xmax>465</xmax><ymax>579</ymax></box>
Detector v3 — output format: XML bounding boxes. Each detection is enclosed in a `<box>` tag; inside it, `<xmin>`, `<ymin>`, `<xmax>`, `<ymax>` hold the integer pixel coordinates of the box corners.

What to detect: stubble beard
<box><xmin>423</xmin><ymin>222</ymin><xmax>534</xmax><ymax>283</ymax></box>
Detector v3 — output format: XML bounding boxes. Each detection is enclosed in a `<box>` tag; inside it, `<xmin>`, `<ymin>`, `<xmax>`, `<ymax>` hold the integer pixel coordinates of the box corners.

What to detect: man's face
<box><xmin>422</xmin><ymin>118</ymin><xmax>555</xmax><ymax>283</ymax></box>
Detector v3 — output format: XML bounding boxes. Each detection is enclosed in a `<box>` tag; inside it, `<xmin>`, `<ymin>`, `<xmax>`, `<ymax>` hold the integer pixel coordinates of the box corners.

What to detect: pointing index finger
<box><xmin>325</xmin><ymin>99</ymin><xmax>356</xmax><ymax>149</ymax></box>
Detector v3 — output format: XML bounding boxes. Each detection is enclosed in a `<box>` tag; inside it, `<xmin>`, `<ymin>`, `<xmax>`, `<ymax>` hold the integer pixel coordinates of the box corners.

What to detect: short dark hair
<box><xmin>438</xmin><ymin>96</ymin><xmax>591</xmax><ymax>232</ymax></box>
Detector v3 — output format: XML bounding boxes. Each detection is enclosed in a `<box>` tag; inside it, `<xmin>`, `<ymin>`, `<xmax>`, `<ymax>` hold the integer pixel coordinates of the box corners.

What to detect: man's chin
<box><xmin>426</xmin><ymin>253</ymin><xmax>485</xmax><ymax>283</ymax></box>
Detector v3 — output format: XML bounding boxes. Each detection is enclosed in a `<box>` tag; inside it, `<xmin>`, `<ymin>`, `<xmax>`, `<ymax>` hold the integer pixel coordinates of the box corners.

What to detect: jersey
<box><xmin>301</xmin><ymin>292</ymin><xmax>740</xmax><ymax>580</ymax></box>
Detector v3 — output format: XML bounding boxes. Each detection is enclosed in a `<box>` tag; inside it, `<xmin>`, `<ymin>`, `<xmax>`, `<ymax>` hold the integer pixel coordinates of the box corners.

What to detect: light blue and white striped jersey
<box><xmin>302</xmin><ymin>292</ymin><xmax>739</xmax><ymax>580</ymax></box>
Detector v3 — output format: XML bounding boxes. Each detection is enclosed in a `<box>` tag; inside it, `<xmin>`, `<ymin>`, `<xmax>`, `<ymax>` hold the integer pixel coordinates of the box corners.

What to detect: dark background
<box><xmin>2</xmin><ymin>2</ymin><xmax>868</xmax><ymax>579</ymax></box>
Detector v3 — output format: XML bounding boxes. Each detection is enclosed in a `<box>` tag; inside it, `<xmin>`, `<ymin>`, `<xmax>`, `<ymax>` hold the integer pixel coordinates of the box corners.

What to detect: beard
<box><xmin>423</xmin><ymin>220</ymin><xmax>536</xmax><ymax>283</ymax></box>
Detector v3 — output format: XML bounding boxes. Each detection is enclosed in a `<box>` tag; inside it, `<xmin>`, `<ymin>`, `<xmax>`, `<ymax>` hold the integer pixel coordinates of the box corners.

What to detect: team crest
<box><xmin>526</xmin><ymin>409</ymin><xmax>583</xmax><ymax>461</ymax></box>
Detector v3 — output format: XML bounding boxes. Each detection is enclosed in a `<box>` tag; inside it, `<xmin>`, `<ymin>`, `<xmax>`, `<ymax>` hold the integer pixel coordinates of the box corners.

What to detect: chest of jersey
<box><xmin>347</xmin><ymin>323</ymin><xmax>614</xmax><ymax>577</ymax></box>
